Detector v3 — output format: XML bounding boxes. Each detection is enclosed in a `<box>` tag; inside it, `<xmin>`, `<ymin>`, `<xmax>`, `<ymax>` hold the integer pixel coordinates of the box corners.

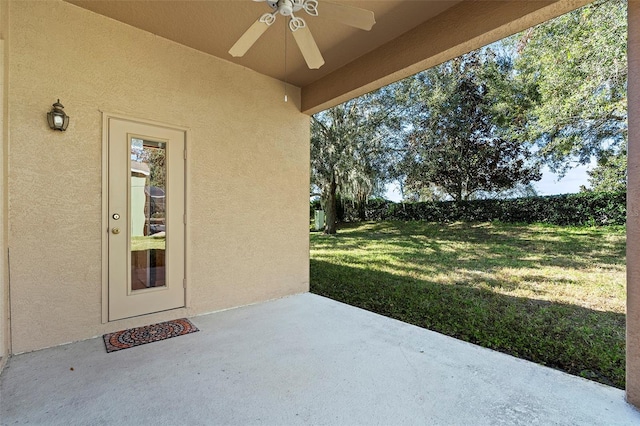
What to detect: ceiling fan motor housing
<box><xmin>268</xmin><ymin>0</ymin><xmax>306</xmax><ymax>16</ymax></box>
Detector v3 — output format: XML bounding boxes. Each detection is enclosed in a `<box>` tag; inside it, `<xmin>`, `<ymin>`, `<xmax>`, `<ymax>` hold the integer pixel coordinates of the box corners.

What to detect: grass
<box><xmin>309</xmin><ymin>221</ymin><xmax>626</xmax><ymax>389</ymax></box>
<box><xmin>131</xmin><ymin>236</ymin><xmax>165</xmax><ymax>251</ymax></box>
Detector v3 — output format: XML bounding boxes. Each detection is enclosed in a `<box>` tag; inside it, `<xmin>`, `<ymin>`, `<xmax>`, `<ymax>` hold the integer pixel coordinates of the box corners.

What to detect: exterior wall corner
<box><xmin>627</xmin><ymin>0</ymin><xmax>640</xmax><ymax>409</ymax></box>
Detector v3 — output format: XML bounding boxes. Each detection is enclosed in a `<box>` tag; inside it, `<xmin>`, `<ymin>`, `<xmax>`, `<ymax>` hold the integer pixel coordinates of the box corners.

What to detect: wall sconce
<box><xmin>47</xmin><ymin>99</ymin><xmax>70</xmax><ymax>131</ymax></box>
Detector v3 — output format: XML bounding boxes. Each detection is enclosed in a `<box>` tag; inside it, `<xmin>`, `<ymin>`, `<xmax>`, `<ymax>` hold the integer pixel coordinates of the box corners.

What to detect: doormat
<box><xmin>103</xmin><ymin>318</ymin><xmax>199</xmax><ymax>353</ymax></box>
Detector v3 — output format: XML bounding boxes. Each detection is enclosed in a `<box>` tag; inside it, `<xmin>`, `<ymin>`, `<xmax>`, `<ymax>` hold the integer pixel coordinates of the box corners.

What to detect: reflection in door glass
<box><xmin>130</xmin><ymin>138</ymin><xmax>166</xmax><ymax>291</ymax></box>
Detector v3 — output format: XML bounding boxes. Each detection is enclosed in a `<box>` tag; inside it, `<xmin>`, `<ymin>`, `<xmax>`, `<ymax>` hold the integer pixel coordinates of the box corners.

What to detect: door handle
<box><xmin>112</xmin><ymin>227</ymin><xmax>120</xmax><ymax>235</ymax></box>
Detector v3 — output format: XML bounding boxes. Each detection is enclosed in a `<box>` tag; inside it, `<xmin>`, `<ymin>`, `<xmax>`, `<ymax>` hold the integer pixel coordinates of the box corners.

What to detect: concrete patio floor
<box><xmin>1</xmin><ymin>293</ymin><xmax>639</xmax><ymax>425</ymax></box>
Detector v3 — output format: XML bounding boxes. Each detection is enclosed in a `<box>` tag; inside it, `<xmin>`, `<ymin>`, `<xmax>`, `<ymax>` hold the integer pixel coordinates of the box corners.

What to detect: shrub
<box><xmin>326</xmin><ymin>191</ymin><xmax>626</xmax><ymax>226</ymax></box>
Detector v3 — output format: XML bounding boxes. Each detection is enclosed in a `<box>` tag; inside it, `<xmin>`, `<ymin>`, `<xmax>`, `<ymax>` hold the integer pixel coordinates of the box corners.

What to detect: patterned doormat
<box><xmin>103</xmin><ymin>318</ymin><xmax>199</xmax><ymax>353</ymax></box>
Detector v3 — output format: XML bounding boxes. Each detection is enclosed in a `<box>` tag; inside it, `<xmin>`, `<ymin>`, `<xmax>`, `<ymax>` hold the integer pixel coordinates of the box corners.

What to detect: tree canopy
<box><xmin>513</xmin><ymin>0</ymin><xmax>627</xmax><ymax>173</ymax></box>
<box><xmin>402</xmin><ymin>51</ymin><xmax>541</xmax><ymax>201</ymax></box>
<box><xmin>583</xmin><ymin>149</ymin><xmax>627</xmax><ymax>192</ymax></box>
<box><xmin>310</xmin><ymin>0</ymin><xmax>628</xmax><ymax>230</ymax></box>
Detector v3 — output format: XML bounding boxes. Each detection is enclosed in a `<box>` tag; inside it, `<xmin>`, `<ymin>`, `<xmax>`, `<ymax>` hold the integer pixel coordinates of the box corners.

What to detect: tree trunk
<box><xmin>357</xmin><ymin>195</ymin><xmax>366</xmax><ymax>221</ymax></box>
<box><xmin>323</xmin><ymin>177</ymin><xmax>338</xmax><ymax>234</ymax></box>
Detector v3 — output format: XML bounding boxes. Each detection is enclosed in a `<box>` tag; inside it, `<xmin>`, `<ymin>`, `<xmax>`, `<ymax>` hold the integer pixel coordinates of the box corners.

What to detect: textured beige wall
<box><xmin>0</xmin><ymin>39</ymin><xmax>4</xmax><ymax>360</ymax></box>
<box><xmin>628</xmin><ymin>0</ymin><xmax>640</xmax><ymax>409</ymax></box>
<box><xmin>0</xmin><ymin>0</ymin><xmax>9</xmax><ymax>363</ymax></box>
<box><xmin>7</xmin><ymin>0</ymin><xmax>309</xmax><ymax>353</ymax></box>
<box><xmin>0</xmin><ymin>40</ymin><xmax>5</xmax><ymax>361</ymax></box>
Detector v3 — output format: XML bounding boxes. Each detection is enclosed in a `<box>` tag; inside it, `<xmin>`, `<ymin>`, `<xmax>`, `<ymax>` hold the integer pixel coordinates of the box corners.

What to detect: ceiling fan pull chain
<box><xmin>284</xmin><ymin>15</ymin><xmax>288</xmax><ymax>102</ymax></box>
<box><xmin>289</xmin><ymin>15</ymin><xmax>306</xmax><ymax>32</ymax></box>
<box><xmin>303</xmin><ymin>0</ymin><xmax>318</xmax><ymax>16</ymax></box>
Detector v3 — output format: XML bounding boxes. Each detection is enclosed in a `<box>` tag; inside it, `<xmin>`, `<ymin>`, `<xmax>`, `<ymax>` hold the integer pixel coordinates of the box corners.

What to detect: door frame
<box><xmin>101</xmin><ymin>112</ymin><xmax>191</xmax><ymax>323</ymax></box>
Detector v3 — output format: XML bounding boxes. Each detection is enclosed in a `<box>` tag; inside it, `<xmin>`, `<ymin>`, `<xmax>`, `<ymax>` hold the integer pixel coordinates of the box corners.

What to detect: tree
<box><xmin>403</xmin><ymin>51</ymin><xmax>541</xmax><ymax>201</ymax></box>
<box><xmin>141</xmin><ymin>146</ymin><xmax>166</xmax><ymax>190</ymax></box>
<box><xmin>581</xmin><ymin>148</ymin><xmax>627</xmax><ymax>192</ymax></box>
<box><xmin>402</xmin><ymin>183</ymin><xmax>448</xmax><ymax>202</ymax></box>
<box><xmin>513</xmin><ymin>0</ymin><xmax>627</xmax><ymax>173</ymax></box>
<box><xmin>311</xmin><ymin>88</ymin><xmax>403</xmax><ymax>233</ymax></box>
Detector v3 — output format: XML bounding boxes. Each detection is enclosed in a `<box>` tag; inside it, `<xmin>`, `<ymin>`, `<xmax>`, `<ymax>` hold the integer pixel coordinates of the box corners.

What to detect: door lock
<box><xmin>112</xmin><ymin>213</ymin><xmax>120</xmax><ymax>220</ymax></box>
<box><xmin>112</xmin><ymin>227</ymin><xmax>120</xmax><ymax>235</ymax></box>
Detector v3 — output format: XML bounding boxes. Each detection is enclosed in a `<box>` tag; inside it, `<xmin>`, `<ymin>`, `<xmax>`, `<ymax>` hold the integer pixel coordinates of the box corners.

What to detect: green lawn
<box><xmin>131</xmin><ymin>236</ymin><xmax>165</xmax><ymax>251</ymax></box>
<box><xmin>310</xmin><ymin>221</ymin><xmax>626</xmax><ymax>388</ymax></box>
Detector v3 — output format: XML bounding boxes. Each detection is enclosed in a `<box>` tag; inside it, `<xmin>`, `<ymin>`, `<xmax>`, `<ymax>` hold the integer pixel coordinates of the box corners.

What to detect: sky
<box><xmin>384</xmin><ymin>165</ymin><xmax>592</xmax><ymax>202</ymax></box>
<box><xmin>533</xmin><ymin>164</ymin><xmax>591</xmax><ymax>196</ymax></box>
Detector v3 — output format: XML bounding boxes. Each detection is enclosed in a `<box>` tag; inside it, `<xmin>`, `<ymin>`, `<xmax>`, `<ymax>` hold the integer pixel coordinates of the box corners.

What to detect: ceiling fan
<box><xmin>229</xmin><ymin>0</ymin><xmax>376</xmax><ymax>70</ymax></box>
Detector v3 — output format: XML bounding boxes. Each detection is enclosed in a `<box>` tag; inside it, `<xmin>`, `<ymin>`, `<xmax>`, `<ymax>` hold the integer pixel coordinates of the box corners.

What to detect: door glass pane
<box><xmin>130</xmin><ymin>138</ymin><xmax>166</xmax><ymax>291</ymax></box>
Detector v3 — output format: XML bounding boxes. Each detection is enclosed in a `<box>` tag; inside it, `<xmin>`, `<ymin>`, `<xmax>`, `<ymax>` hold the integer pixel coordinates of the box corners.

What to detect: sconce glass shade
<box><xmin>47</xmin><ymin>99</ymin><xmax>70</xmax><ymax>131</ymax></box>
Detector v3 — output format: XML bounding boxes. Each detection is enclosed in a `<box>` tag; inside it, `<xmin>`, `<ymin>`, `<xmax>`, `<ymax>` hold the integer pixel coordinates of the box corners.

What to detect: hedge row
<box><xmin>311</xmin><ymin>191</ymin><xmax>626</xmax><ymax>226</ymax></box>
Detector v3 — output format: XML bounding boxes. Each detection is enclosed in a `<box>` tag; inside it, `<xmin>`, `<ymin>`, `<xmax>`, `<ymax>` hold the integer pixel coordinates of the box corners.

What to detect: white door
<box><xmin>107</xmin><ymin>117</ymin><xmax>186</xmax><ymax>321</ymax></box>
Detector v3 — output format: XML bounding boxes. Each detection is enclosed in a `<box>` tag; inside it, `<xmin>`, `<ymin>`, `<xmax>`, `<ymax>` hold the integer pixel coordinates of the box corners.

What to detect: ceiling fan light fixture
<box><xmin>260</xmin><ymin>12</ymin><xmax>277</xmax><ymax>26</ymax></box>
<box><xmin>234</xmin><ymin>0</ymin><xmax>375</xmax><ymax>69</ymax></box>
<box><xmin>289</xmin><ymin>16</ymin><xmax>306</xmax><ymax>32</ymax></box>
<box><xmin>302</xmin><ymin>0</ymin><xmax>318</xmax><ymax>16</ymax></box>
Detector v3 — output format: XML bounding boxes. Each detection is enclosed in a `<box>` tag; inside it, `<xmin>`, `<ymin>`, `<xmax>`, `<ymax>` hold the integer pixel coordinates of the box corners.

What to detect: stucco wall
<box><xmin>0</xmin><ymin>39</ymin><xmax>6</xmax><ymax>363</ymax></box>
<box><xmin>7</xmin><ymin>0</ymin><xmax>310</xmax><ymax>353</ymax></box>
<box><xmin>0</xmin><ymin>0</ymin><xmax>8</xmax><ymax>362</ymax></box>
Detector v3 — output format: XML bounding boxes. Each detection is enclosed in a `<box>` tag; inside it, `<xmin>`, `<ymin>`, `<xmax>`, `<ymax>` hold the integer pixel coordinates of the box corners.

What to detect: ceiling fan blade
<box><xmin>292</xmin><ymin>24</ymin><xmax>325</xmax><ymax>69</ymax></box>
<box><xmin>229</xmin><ymin>18</ymin><xmax>272</xmax><ymax>57</ymax></box>
<box><xmin>319</xmin><ymin>2</ymin><xmax>375</xmax><ymax>31</ymax></box>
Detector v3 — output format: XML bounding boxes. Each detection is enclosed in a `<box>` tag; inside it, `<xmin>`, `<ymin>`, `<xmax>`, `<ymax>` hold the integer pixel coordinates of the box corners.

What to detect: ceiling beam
<box><xmin>300</xmin><ymin>0</ymin><xmax>591</xmax><ymax>115</ymax></box>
